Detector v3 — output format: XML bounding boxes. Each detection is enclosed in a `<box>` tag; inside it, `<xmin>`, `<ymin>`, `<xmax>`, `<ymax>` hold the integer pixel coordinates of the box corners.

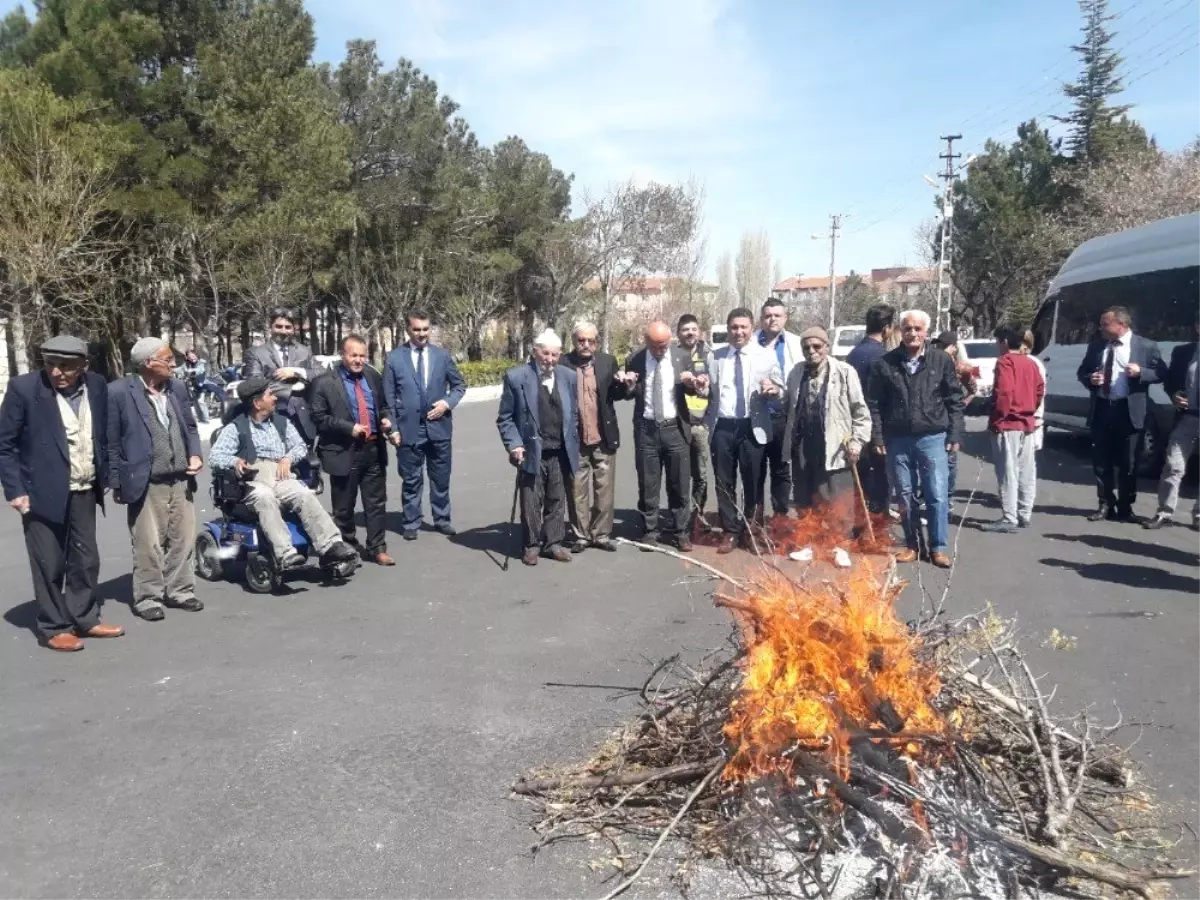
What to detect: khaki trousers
<box><xmin>568</xmin><ymin>444</ymin><xmax>616</xmax><ymax>543</ymax></box>
<box><xmin>128</xmin><ymin>480</ymin><xmax>196</xmax><ymax>612</ymax></box>
<box><xmin>244</xmin><ymin>462</ymin><xmax>342</xmax><ymax>559</ymax></box>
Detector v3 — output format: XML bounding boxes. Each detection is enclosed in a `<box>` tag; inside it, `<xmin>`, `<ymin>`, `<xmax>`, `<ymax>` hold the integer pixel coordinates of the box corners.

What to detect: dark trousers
<box><xmin>1091</xmin><ymin>398</ymin><xmax>1141</xmax><ymax>513</ymax></box>
<box><xmin>329</xmin><ymin>442</ymin><xmax>388</xmax><ymax>554</ymax></box>
<box><xmin>711</xmin><ymin>418</ymin><xmax>766</xmax><ymax>536</ymax></box>
<box><xmin>792</xmin><ymin>433</ymin><xmax>855</xmax><ymax>508</ymax></box>
<box><xmin>396</xmin><ymin>424</ymin><xmax>452</xmax><ymax>532</ymax></box>
<box><xmin>24</xmin><ymin>490</ymin><xmax>101</xmax><ymax>638</ymax></box>
<box><xmin>634</xmin><ymin>418</ymin><xmax>691</xmax><ymax>536</ymax></box>
<box><xmin>521</xmin><ymin>447</ymin><xmax>569</xmax><ymax>551</ymax></box>
<box><xmin>756</xmin><ymin>416</ymin><xmax>792</xmax><ymax>514</ymax></box>
<box><xmin>856</xmin><ymin>451</ymin><xmax>890</xmax><ymax>513</ymax></box>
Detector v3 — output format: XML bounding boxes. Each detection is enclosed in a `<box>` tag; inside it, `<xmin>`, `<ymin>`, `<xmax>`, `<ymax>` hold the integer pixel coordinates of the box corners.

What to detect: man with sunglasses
<box><xmin>0</xmin><ymin>336</ymin><xmax>123</xmax><ymax>651</ymax></box>
<box><xmin>561</xmin><ymin>321</ymin><xmax>626</xmax><ymax>552</ymax></box>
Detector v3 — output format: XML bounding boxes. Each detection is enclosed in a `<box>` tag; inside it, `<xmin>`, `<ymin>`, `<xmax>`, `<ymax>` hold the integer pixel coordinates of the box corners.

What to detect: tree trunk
<box><xmin>10</xmin><ymin>302</ymin><xmax>29</xmax><ymax>375</ymax></box>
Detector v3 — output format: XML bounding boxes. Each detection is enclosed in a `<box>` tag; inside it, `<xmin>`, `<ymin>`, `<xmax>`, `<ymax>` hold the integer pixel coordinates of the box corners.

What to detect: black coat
<box><xmin>1164</xmin><ymin>341</ymin><xmax>1198</xmax><ymax>399</ymax></box>
<box><xmin>107</xmin><ymin>376</ymin><xmax>202</xmax><ymax>505</ymax></box>
<box><xmin>867</xmin><ymin>345</ymin><xmax>964</xmax><ymax>447</ymax></box>
<box><xmin>0</xmin><ymin>370</ymin><xmax>108</xmax><ymax>524</ymax></box>
<box><xmin>1074</xmin><ymin>334</ymin><xmax>1162</xmax><ymax>431</ymax></box>
<box><xmin>624</xmin><ymin>346</ymin><xmax>695</xmax><ymax>442</ymax></box>
<box><xmin>310</xmin><ymin>366</ymin><xmax>393</xmax><ymax>477</ymax></box>
<box><xmin>561</xmin><ymin>351</ymin><xmax>624</xmax><ymax>453</ymax></box>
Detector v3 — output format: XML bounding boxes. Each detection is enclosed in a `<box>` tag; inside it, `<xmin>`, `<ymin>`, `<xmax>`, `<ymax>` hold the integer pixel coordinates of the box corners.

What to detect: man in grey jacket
<box><xmin>781</xmin><ymin>327</ymin><xmax>871</xmax><ymax>534</ymax></box>
<box><xmin>243</xmin><ymin>307</ymin><xmax>321</xmax><ymax>442</ymax></box>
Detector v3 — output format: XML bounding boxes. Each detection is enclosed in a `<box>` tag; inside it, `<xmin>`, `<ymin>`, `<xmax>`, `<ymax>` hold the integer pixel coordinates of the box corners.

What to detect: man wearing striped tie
<box><xmin>311</xmin><ymin>335</ymin><xmax>399</xmax><ymax>566</ymax></box>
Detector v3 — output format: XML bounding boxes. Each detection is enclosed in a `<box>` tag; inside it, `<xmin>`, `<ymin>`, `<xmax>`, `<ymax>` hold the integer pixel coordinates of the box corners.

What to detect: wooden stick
<box><xmin>845</xmin><ymin>441</ymin><xmax>876</xmax><ymax>545</ymax></box>
<box><xmin>614</xmin><ymin>537</ymin><xmax>746</xmax><ymax>590</ymax></box>
<box><xmin>512</xmin><ymin>758</ymin><xmax>722</xmax><ymax>795</ymax></box>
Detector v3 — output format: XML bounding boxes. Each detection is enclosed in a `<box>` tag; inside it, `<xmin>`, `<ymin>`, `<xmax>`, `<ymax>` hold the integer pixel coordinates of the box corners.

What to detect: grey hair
<box><xmin>533</xmin><ymin>329</ymin><xmax>563</xmax><ymax>350</ymax></box>
<box><xmin>899</xmin><ymin>309</ymin><xmax>932</xmax><ymax>330</ymax></box>
<box><xmin>1103</xmin><ymin>305</ymin><xmax>1132</xmax><ymax>327</ymax></box>
<box><xmin>130</xmin><ymin>336</ymin><xmax>169</xmax><ymax>369</ymax></box>
<box><xmin>572</xmin><ymin>321</ymin><xmax>598</xmax><ymax>338</ymax></box>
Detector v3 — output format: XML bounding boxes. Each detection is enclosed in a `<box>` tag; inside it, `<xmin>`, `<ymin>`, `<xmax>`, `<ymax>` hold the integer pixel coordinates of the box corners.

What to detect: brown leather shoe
<box><xmin>894</xmin><ymin>548</ymin><xmax>919</xmax><ymax>563</ymax></box>
<box><xmin>547</xmin><ymin>546</ymin><xmax>572</xmax><ymax>563</ymax></box>
<box><xmin>80</xmin><ymin>623</ymin><xmax>125</xmax><ymax>639</ymax></box>
<box><xmin>716</xmin><ymin>535</ymin><xmax>737</xmax><ymax>555</ymax></box>
<box><xmin>374</xmin><ymin>552</ymin><xmax>395</xmax><ymax>566</ymax></box>
<box><xmin>930</xmin><ymin>552</ymin><xmax>952</xmax><ymax>569</ymax></box>
<box><xmin>674</xmin><ymin>536</ymin><xmax>694</xmax><ymax>552</ymax></box>
<box><xmin>522</xmin><ymin>548</ymin><xmax>539</xmax><ymax>566</ymax></box>
<box><xmin>46</xmin><ymin>632</ymin><xmax>84</xmax><ymax>652</ymax></box>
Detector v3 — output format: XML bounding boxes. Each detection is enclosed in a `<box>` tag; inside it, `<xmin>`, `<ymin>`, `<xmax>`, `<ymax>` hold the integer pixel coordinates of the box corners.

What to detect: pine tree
<box><xmin>1054</xmin><ymin>0</ymin><xmax>1133</xmax><ymax>162</ymax></box>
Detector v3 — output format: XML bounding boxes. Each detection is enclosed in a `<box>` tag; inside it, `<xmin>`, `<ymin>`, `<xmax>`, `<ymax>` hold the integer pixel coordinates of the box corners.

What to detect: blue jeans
<box><xmin>887</xmin><ymin>432</ymin><xmax>950</xmax><ymax>553</ymax></box>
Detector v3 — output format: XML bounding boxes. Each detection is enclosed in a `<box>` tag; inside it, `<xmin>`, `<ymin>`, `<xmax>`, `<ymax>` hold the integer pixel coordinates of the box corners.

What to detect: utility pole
<box><xmin>934</xmin><ymin>134</ymin><xmax>961</xmax><ymax>335</ymax></box>
<box><xmin>812</xmin><ymin>214</ymin><xmax>846</xmax><ymax>330</ymax></box>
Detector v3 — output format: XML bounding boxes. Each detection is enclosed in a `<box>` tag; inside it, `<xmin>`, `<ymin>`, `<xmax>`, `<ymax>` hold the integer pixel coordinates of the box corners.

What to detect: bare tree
<box><xmin>715</xmin><ymin>250</ymin><xmax>736</xmax><ymax>315</ymax></box>
<box><xmin>582</xmin><ymin>179</ymin><xmax>701</xmax><ymax>350</ymax></box>
<box><xmin>734</xmin><ymin>229</ymin><xmax>772</xmax><ymax>308</ymax></box>
<box><xmin>771</xmin><ymin>258</ymin><xmax>783</xmax><ymax>291</ymax></box>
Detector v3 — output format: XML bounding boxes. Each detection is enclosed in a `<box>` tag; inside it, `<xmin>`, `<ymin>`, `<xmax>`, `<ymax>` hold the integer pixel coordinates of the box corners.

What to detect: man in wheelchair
<box><xmin>208</xmin><ymin>377</ymin><xmax>358</xmax><ymax>571</ymax></box>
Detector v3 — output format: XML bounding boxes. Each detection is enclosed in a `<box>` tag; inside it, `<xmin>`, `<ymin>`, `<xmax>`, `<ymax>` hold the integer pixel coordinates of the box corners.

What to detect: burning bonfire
<box><xmin>514</xmin><ymin>502</ymin><xmax>1194</xmax><ymax>899</ymax></box>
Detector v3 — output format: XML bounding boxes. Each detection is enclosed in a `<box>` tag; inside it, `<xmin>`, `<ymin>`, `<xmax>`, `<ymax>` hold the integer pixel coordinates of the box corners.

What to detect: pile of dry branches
<box><xmin>513</xmin><ymin>545</ymin><xmax>1194</xmax><ymax>899</ymax></box>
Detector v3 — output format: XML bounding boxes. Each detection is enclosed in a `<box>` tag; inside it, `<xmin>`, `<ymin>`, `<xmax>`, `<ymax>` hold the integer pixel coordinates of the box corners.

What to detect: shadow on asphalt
<box><xmin>1039</xmin><ymin>557</ymin><xmax>1200</xmax><ymax>594</ymax></box>
<box><xmin>4</xmin><ymin>573</ymin><xmax>138</xmax><ymax>637</ymax></box>
<box><xmin>956</xmin><ymin>491</ymin><xmax>1095</xmax><ymax>519</ymax></box>
<box><xmin>1043</xmin><ymin>532</ymin><xmax>1200</xmax><ymax>568</ymax></box>
<box><xmin>450</xmin><ymin>522</ymin><xmax>518</xmax><ymax>570</ymax></box>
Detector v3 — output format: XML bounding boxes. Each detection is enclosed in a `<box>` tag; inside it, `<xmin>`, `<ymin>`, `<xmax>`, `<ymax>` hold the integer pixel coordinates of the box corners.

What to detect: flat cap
<box><xmin>236</xmin><ymin>376</ymin><xmax>271</xmax><ymax>403</ymax></box>
<box><xmin>39</xmin><ymin>335</ymin><xmax>88</xmax><ymax>359</ymax></box>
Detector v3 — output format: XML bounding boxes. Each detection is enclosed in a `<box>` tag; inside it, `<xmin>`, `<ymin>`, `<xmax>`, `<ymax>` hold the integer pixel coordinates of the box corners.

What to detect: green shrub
<box><xmin>458</xmin><ymin>359</ymin><xmax>517</xmax><ymax>387</ymax></box>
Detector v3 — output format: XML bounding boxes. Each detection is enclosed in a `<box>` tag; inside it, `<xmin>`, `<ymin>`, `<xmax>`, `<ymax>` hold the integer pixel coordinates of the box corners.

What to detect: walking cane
<box><xmin>502</xmin><ymin>469</ymin><xmax>521</xmax><ymax>572</ymax></box>
<box><xmin>845</xmin><ymin>440</ymin><xmax>876</xmax><ymax>546</ymax></box>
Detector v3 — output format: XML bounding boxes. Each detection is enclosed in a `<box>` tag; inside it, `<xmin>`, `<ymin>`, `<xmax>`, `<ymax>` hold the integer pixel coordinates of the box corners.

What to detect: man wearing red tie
<box><xmin>1075</xmin><ymin>305</ymin><xmax>1163</xmax><ymax>523</ymax></box>
<box><xmin>311</xmin><ymin>335</ymin><xmax>399</xmax><ymax>565</ymax></box>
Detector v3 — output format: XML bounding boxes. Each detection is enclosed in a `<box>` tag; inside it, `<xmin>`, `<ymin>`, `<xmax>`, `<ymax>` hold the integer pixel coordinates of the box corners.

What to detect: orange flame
<box><xmin>722</xmin><ymin>556</ymin><xmax>945</xmax><ymax>781</ymax></box>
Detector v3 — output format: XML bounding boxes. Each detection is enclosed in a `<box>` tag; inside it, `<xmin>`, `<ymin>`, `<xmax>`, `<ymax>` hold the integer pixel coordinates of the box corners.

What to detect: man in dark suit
<box><xmin>383</xmin><ymin>309</ymin><xmax>467</xmax><ymax>541</ymax></box>
<box><xmin>1075</xmin><ymin>305</ymin><xmax>1163</xmax><ymax>522</ymax></box>
<box><xmin>561</xmin><ymin>321</ymin><xmax>626</xmax><ymax>552</ymax></box>
<box><xmin>496</xmin><ymin>331</ymin><xmax>579</xmax><ymax>566</ymax></box>
<box><xmin>1146</xmin><ymin>317</ymin><xmax>1199</xmax><ymax>531</ymax></box>
<box><xmin>311</xmin><ymin>335</ymin><xmax>399</xmax><ymax>565</ymax></box>
<box><xmin>242</xmin><ymin>307</ymin><xmax>322</xmax><ymax>442</ymax></box>
<box><xmin>845</xmin><ymin>304</ymin><xmax>895</xmax><ymax>514</ymax></box>
<box><xmin>0</xmin><ymin>335</ymin><xmax>123</xmax><ymax>651</ymax></box>
<box><xmin>108</xmin><ymin>337</ymin><xmax>204</xmax><ymax>621</ymax></box>
<box><xmin>623</xmin><ymin>320</ymin><xmax>703</xmax><ymax>551</ymax></box>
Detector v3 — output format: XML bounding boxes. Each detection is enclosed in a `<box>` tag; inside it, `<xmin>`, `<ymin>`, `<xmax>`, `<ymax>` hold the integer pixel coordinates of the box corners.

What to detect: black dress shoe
<box><xmin>135</xmin><ymin>605</ymin><xmax>165</xmax><ymax>621</ymax></box>
<box><xmin>1115</xmin><ymin>510</ymin><xmax>1143</xmax><ymax>524</ymax></box>
<box><xmin>1143</xmin><ymin>515</ymin><xmax>1169</xmax><ymax>530</ymax></box>
<box><xmin>638</xmin><ymin>533</ymin><xmax>658</xmax><ymax>552</ymax></box>
<box><xmin>168</xmin><ymin>597</ymin><xmax>204</xmax><ymax>612</ymax></box>
<box><xmin>1087</xmin><ymin>505</ymin><xmax>1111</xmax><ymax>522</ymax></box>
<box><xmin>436</xmin><ymin>523</ymin><xmax>457</xmax><ymax>536</ymax></box>
<box><xmin>591</xmin><ymin>538</ymin><xmax>618</xmax><ymax>552</ymax></box>
<box><xmin>568</xmin><ymin>539</ymin><xmax>588</xmax><ymax>554</ymax></box>
<box><xmin>320</xmin><ymin>541</ymin><xmax>358</xmax><ymax>566</ymax></box>
<box><xmin>402</xmin><ymin>531</ymin><xmax>418</xmax><ymax>542</ymax></box>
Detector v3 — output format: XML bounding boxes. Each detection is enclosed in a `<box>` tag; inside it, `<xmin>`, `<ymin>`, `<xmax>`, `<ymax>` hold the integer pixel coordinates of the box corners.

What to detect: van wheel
<box><xmin>1138</xmin><ymin>412</ymin><xmax>1165</xmax><ymax>480</ymax></box>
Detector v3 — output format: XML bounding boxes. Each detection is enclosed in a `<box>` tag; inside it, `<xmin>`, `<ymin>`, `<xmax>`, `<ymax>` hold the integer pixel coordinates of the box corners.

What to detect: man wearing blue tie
<box><xmin>383</xmin><ymin>310</ymin><xmax>467</xmax><ymax>541</ymax></box>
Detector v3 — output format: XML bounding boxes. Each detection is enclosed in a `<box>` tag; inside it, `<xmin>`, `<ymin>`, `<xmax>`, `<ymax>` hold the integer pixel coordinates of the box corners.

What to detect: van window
<box><xmin>1051</xmin><ymin>265</ymin><xmax>1199</xmax><ymax>345</ymax></box>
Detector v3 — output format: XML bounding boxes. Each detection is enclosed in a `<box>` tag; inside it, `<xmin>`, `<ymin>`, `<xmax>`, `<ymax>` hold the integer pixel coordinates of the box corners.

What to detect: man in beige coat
<box><xmin>781</xmin><ymin>327</ymin><xmax>871</xmax><ymax>529</ymax></box>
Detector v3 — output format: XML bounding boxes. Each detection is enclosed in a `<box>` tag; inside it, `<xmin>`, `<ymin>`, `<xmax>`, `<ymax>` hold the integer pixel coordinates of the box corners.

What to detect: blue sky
<box><xmin>6</xmin><ymin>0</ymin><xmax>1197</xmax><ymax>281</ymax></box>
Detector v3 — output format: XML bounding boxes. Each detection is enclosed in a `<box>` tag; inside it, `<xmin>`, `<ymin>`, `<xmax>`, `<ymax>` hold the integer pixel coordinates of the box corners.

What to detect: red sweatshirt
<box><xmin>990</xmin><ymin>352</ymin><xmax>1045</xmax><ymax>432</ymax></box>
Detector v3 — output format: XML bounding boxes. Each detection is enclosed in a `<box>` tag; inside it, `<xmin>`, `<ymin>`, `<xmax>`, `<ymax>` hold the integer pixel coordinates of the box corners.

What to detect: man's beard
<box><xmin>275</xmin><ymin>334</ymin><xmax>293</xmax><ymax>345</ymax></box>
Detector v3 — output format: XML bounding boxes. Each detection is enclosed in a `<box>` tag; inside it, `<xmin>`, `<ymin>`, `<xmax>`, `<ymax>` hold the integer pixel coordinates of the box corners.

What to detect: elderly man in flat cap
<box><xmin>0</xmin><ymin>335</ymin><xmax>123</xmax><ymax>651</ymax></box>
<box><xmin>108</xmin><ymin>337</ymin><xmax>205</xmax><ymax>621</ymax></box>
<box><xmin>780</xmin><ymin>326</ymin><xmax>871</xmax><ymax>535</ymax></box>
<box><xmin>208</xmin><ymin>376</ymin><xmax>357</xmax><ymax>570</ymax></box>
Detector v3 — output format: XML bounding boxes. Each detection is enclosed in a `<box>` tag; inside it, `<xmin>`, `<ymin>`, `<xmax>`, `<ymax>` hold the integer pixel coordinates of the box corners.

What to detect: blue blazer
<box><xmin>0</xmin><ymin>371</ymin><xmax>108</xmax><ymax>524</ymax></box>
<box><xmin>107</xmin><ymin>376</ymin><xmax>202</xmax><ymax>505</ymax></box>
<box><xmin>383</xmin><ymin>343</ymin><xmax>467</xmax><ymax>444</ymax></box>
<box><xmin>496</xmin><ymin>362</ymin><xmax>580</xmax><ymax>477</ymax></box>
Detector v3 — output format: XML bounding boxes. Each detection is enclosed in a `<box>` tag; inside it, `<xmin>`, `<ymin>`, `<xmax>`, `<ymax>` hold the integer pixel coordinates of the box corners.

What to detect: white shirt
<box><xmin>539</xmin><ymin>367</ymin><xmax>555</xmax><ymax>392</ymax></box>
<box><xmin>1102</xmin><ymin>331</ymin><xmax>1133</xmax><ymax>400</ymax></box>
<box><xmin>643</xmin><ymin>352</ymin><xmax>678</xmax><ymax>420</ymax></box>
<box><xmin>409</xmin><ymin>342</ymin><xmax>430</xmax><ymax>389</ymax></box>
<box><xmin>716</xmin><ymin>345</ymin><xmax>775</xmax><ymax>419</ymax></box>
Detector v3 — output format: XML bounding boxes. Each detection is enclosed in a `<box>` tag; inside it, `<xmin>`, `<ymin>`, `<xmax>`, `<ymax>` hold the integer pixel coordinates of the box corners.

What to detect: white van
<box><xmin>1032</xmin><ymin>212</ymin><xmax>1199</xmax><ymax>473</ymax></box>
<box><xmin>831</xmin><ymin>325</ymin><xmax>866</xmax><ymax>359</ymax></box>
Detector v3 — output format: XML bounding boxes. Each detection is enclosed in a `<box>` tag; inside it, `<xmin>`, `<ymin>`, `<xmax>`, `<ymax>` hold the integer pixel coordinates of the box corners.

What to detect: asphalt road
<box><xmin>0</xmin><ymin>403</ymin><xmax>1196</xmax><ymax>898</ymax></box>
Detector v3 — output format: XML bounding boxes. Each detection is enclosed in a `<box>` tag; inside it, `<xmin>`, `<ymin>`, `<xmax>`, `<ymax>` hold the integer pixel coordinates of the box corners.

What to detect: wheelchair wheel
<box><xmin>245</xmin><ymin>553</ymin><xmax>279</xmax><ymax>594</ymax></box>
<box><xmin>195</xmin><ymin>531</ymin><xmax>223</xmax><ymax>581</ymax></box>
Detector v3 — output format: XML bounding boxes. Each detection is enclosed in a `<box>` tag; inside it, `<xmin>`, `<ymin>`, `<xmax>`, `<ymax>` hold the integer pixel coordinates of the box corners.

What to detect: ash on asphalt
<box><xmin>0</xmin><ymin>407</ymin><xmax>1195</xmax><ymax>898</ymax></box>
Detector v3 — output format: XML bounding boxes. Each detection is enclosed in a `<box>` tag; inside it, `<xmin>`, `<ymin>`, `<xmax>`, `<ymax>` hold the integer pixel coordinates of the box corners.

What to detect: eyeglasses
<box><xmin>801</xmin><ymin>342</ymin><xmax>826</xmax><ymax>351</ymax></box>
<box><xmin>576</xmin><ymin>337</ymin><xmax>597</xmax><ymax>345</ymax></box>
